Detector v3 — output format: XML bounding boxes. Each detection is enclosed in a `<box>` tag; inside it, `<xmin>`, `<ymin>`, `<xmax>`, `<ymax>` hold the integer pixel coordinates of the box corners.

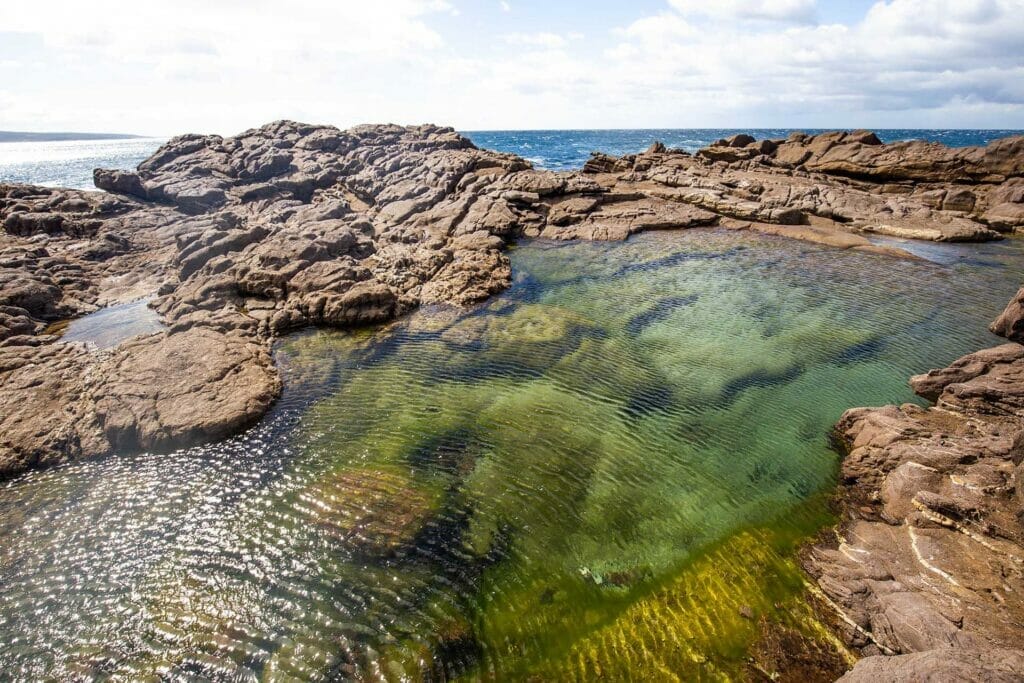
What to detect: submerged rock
<box><xmin>300</xmin><ymin>466</ymin><xmax>444</xmax><ymax>557</ymax></box>
<box><xmin>2</xmin><ymin>122</ymin><xmax>1024</xmax><ymax>477</ymax></box>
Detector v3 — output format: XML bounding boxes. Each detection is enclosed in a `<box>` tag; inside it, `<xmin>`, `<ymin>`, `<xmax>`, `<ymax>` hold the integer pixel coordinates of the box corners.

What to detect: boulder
<box><xmin>991</xmin><ymin>286</ymin><xmax>1024</xmax><ymax>343</ymax></box>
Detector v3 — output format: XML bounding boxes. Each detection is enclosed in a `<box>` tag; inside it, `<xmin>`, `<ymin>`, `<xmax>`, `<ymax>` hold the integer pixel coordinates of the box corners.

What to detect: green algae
<box><xmin>2</xmin><ymin>229</ymin><xmax>1023</xmax><ymax>680</ymax></box>
<box><xmin>256</xmin><ymin>233</ymin><xmax>872</xmax><ymax>677</ymax></box>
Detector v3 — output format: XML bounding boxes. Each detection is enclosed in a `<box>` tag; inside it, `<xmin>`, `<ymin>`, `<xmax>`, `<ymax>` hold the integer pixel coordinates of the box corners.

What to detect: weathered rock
<box><xmin>786</xmin><ymin>132</ymin><xmax>1024</xmax><ymax>183</ymax></box>
<box><xmin>93</xmin><ymin>168</ymin><xmax>147</xmax><ymax>198</ymax></box>
<box><xmin>92</xmin><ymin>328</ymin><xmax>280</xmax><ymax>453</ymax></box>
<box><xmin>909</xmin><ymin>342</ymin><xmax>1024</xmax><ymax>400</ymax></box>
<box><xmin>803</xmin><ymin>285</ymin><xmax>1024</xmax><ymax>680</ymax></box>
<box><xmin>839</xmin><ymin>648</ymin><xmax>1024</xmax><ymax>682</ymax></box>
<box><xmin>991</xmin><ymin>285</ymin><xmax>1024</xmax><ymax>342</ymax></box>
<box><xmin>2</xmin><ymin>123</ymin><xmax>1024</xmax><ymax>480</ymax></box>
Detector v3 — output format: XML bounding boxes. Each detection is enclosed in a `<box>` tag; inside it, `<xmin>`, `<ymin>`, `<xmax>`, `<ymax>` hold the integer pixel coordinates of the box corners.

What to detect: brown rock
<box><xmin>3</xmin><ymin>123</ymin><xmax>1024</xmax><ymax>479</ymax></box>
<box><xmin>839</xmin><ymin>648</ymin><xmax>1024</xmax><ymax>682</ymax></box>
<box><xmin>93</xmin><ymin>328</ymin><xmax>280</xmax><ymax>453</ymax></box>
<box><xmin>804</xmin><ymin>287</ymin><xmax>1024</xmax><ymax>678</ymax></box>
<box><xmin>991</xmin><ymin>285</ymin><xmax>1024</xmax><ymax>342</ymax></box>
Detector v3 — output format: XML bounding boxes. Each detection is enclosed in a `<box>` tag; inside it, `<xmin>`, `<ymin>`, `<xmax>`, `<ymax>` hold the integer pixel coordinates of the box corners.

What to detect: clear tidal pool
<box><xmin>49</xmin><ymin>299</ymin><xmax>165</xmax><ymax>349</ymax></box>
<box><xmin>1</xmin><ymin>229</ymin><xmax>1022</xmax><ymax>680</ymax></box>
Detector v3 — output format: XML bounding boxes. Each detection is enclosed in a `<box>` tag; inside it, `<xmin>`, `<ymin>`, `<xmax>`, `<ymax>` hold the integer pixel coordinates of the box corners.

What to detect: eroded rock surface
<box><xmin>805</xmin><ymin>284</ymin><xmax>1024</xmax><ymax>679</ymax></box>
<box><xmin>2</xmin><ymin>122</ymin><xmax>1024</xmax><ymax>479</ymax></box>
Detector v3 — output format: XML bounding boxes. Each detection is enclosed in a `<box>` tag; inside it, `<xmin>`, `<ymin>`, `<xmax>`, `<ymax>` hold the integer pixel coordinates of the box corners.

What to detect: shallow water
<box><xmin>52</xmin><ymin>299</ymin><xmax>165</xmax><ymax>349</ymax></box>
<box><xmin>0</xmin><ymin>229</ymin><xmax>1022</xmax><ymax>679</ymax></box>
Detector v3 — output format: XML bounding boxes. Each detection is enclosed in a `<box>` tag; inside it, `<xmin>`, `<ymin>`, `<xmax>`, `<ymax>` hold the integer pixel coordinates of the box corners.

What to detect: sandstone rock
<box><xmin>2</xmin><ymin>123</ymin><xmax>1024</xmax><ymax>480</ymax></box>
<box><xmin>92</xmin><ymin>328</ymin><xmax>280</xmax><ymax>453</ymax></box>
<box><xmin>93</xmin><ymin>168</ymin><xmax>147</xmax><ymax>198</ymax></box>
<box><xmin>991</xmin><ymin>285</ymin><xmax>1024</xmax><ymax>342</ymax></box>
<box><xmin>909</xmin><ymin>342</ymin><xmax>1024</xmax><ymax>400</ymax></box>
<box><xmin>942</xmin><ymin>188</ymin><xmax>976</xmax><ymax>213</ymax></box>
<box><xmin>839</xmin><ymin>648</ymin><xmax>1024</xmax><ymax>682</ymax></box>
<box><xmin>804</xmin><ymin>287</ymin><xmax>1024</xmax><ymax>678</ymax></box>
<box><xmin>796</xmin><ymin>133</ymin><xmax>1024</xmax><ymax>183</ymax></box>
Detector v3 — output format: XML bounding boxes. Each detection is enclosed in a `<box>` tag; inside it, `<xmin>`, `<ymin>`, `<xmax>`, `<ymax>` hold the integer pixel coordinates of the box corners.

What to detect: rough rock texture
<box><xmin>804</xmin><ymin>285</ymin><xmax>1024</xmax><ymax>679</ymax></box>
<box><xmin>991</xmin><ymin>284</ymin><xmax>1024</xmax><ymax>343</ymax></box>
<box><xmin>696</xmin><ymin>130</ymin><xmax>1024</xmax><ymax>240</ymax></box>
<box><xmin>839</xmin><ymin>648</ymin><xmax>1024</xmax><ymax>682</ymax></box>
<box><xmin>2</xmin><ymin>123</ymin><xmax>1023</xmax><ymax>479</ymax></box>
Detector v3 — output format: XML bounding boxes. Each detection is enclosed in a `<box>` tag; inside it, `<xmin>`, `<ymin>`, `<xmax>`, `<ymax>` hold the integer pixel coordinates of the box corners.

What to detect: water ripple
<box><xmin>0</xmin><ymin>229</ymin><xmax>1022</xmax><ymax>679</ymax></box>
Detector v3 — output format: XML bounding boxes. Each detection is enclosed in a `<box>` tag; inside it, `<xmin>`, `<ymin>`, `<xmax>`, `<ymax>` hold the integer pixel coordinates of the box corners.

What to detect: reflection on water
<box><xmin>0</xmin><ymin>138</ymin><xmax>164</xmax><ymax>190</ymax></box>
<box><xmin>53</xmin><ymin>299</ymin><xmax>165</xmax><ymax>349</ymax></box>
<box><xmin>0</xmin><ymin>230</ymin><xmax>1022</xmax><ymax>680</ymax></box>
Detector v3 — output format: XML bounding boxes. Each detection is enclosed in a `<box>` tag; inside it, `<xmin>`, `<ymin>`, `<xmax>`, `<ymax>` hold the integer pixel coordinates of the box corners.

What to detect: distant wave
<box><xmin>465</xmin><ymin>129</ymin><xmax>1024</xmax><ymax>171</ymax></box>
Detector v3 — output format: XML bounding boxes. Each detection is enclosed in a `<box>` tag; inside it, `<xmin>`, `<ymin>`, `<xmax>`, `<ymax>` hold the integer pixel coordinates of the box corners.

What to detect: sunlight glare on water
<box><xmin>1</xmin><ymin>229</ymin><xmax>1022</xmax><ymax>679</ymax></box>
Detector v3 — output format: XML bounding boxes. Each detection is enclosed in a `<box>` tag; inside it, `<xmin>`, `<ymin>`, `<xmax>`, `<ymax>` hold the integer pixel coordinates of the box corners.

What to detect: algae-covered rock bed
<box><xmin>1</xmin><ymin>228</ymin><xmax>1021</xmax><ymax>679</ymax></box>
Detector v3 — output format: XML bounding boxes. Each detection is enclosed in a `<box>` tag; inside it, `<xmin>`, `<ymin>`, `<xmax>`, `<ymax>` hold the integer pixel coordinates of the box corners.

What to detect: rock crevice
<box><xmin>2</xmin><ymin>122</ymin><xmax>1023</xmax><ymax>482</ymax></box>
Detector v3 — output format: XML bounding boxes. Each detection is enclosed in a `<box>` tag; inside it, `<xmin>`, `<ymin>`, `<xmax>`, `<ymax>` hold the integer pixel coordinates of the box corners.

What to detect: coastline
<box><xmin>2</xmin><ymin>121</ymin><xmax>1024</xmax><ymax>678</ymax></box>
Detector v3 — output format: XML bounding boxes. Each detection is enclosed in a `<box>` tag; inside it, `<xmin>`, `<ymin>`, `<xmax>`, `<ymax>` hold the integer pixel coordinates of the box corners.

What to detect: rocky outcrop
<box><xmin>700</xmin><ymin>129</ymin><xmax>1024</xmax><ymax>184</ymax></box>
<box><xmin>695</xmin><ymin>130</ymin><xmax>1024</xmax><ymax>240</ymax></box>
<box><xmin>991</xmin><ymin>284</ymin><xmax>1024</xmax><ymax>343</ymax></box>
<box><xmin>2</xmin><ymin>122</ymin><xmax>1024</xmax><ymax>479</ymax></box>
<box><xmin>804</xmin><ymin>285</ymin><xmax>1024</xmax><ymax>679</ymax></box>
<box><xmin>839</xmin><ymin>648</ymin><xmax>1024</xmax><ymax>682</ymax></box>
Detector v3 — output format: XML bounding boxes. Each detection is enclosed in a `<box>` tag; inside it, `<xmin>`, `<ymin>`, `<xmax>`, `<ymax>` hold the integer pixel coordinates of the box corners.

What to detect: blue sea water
<box><xmin>1</xmin><ymin>129</ymin><xmax>1021</xmax><ymax>189</ymax></box>
<box><xmin>465</xmin><ymin>129</ymin><xmax>1024</xmax><ymax>171</ymax></box>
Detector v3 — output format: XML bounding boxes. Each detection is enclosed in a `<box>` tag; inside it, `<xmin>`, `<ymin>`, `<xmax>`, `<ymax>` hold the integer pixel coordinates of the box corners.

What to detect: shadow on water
<box><xmin>1</xmin><ymin>229</ymin><xmax>1023</xmax><ymax>679</ymax></box>
<box><xmin>624</xmin><ymin>294</ymin><xmax>700</xmax><ymax>335</ymax></box>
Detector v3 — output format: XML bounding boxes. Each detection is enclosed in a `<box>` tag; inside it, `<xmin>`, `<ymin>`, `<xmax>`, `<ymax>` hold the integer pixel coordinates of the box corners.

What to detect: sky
<box><xmin>0</xmin><ymin>0</ymin><xmax>1022</xmax><ymax>135</ymax></box>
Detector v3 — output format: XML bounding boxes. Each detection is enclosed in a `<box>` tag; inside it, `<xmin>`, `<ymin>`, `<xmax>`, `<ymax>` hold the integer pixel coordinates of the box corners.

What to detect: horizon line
<box><xmin>4</xmin><ymin>125</ymin><xmax>1024</xmax><ymax>142</ymax></box>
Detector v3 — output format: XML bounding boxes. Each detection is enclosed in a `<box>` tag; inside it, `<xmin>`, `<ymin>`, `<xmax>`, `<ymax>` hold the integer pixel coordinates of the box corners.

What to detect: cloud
<box><xmin>0</xmin><ymin>0</ymin><xmax>1021</xmax><ymax>132</ymax></box>
<box><xmin>668</xmin><ymin>0</ymin><xmax>818</xmax><ymax>24</ymax></box>
<box><xmin>589</xmin><ymin>0</ymin><xmax>1024</xmax><ymax>125</ymax></box>
<box><xmin>500</xmin><ymin>1</ymin><xmax>511</xmax><ymax>11</ymax></box>
<box><xmin>0</xmin><ymin>1</ymin><xmax>456</xmax><ymax>63</ymax></box>
<box><xmin>504</xmin><ymin>32</ymin><xmax>584</xmax><ymax>48</ymax></box>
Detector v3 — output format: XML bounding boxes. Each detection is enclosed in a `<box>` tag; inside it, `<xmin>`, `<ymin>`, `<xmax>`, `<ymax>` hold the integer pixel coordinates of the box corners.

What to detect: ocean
<box><xmin>465</xmin><ymin>128</ymin><xmax>1024</xmax><ymax>171</ymax></box>
<box><xmin>1</xmin><ymin>129</ymin><xmax>1021</xmax><ymax>190</ymax></box>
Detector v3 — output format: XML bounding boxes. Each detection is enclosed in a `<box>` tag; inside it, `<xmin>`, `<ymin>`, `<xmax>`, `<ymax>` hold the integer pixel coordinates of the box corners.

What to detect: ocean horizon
<box><xmin>2</xmin><ymin>127</ymin><xmax>1023</xmax><ymax>190</ymax></box>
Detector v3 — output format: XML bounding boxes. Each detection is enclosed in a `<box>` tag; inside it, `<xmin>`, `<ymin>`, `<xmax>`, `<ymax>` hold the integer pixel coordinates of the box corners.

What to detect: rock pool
<box><xmin>1</xmin><ymin>229</ymin><xmax>1021</xmax><ymax>680</ymax></box>
<box><xmin>50</xmin><ymin>299</ymin><xmax>165</xmax><ymax>349</ymax></box>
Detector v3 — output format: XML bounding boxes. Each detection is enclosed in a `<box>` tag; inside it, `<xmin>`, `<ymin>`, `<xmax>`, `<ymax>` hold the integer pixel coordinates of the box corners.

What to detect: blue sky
<box><xmin>0</xmin><ymin>0</ymin><xmax>1021</xmax><ymax>134</ymax></box>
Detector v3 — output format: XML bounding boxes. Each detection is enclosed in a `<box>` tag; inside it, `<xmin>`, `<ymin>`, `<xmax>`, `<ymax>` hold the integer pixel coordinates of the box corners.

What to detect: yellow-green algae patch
<box><xmin>3</xmin><ymin>230</ymin><xmax>1024</xmax><ymax>680</ymax></box>
<box><xmin>471</xmin><ymin>504</ymin><xmax>853</xmax><ymax>681</ymax></box>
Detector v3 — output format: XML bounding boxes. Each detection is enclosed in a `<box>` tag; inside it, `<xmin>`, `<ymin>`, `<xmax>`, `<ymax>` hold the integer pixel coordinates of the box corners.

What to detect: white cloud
<box><xmin>500</xmin><ymin>1</ymin><xmax>511</xmax><ymax>11</ymax></box>
<box><xmin>668</xmin><ymin>0</ymin><xmax>818</xmax><ymax>23</ymax></box>
<box><xmin>0</xmin><ymin>1</ymin><xmax>455</xmax><ymax>63</ymax></box>
<box><xmin>504</xmin><ymin>32</ymin><xmax>584</xmax><ymax>48</ymax></box>
<box><xmin>0</xmin><ymin>0</ymin><xmax>1022</xmax><ymax>132</ymax></box>
<box><xmin>588</xmin><ymin>0</ymin><xmax>1024</xmax><ymax>125</ymax></box>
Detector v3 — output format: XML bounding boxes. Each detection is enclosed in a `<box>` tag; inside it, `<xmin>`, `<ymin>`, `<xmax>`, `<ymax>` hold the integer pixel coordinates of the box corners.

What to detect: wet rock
<box><xmin>300</xmin><ymin>466</ymin><xmax>443</xmax><ymax>556</ymax></box>
<box><xmin>804</xmin><ymin>285</ymin><xmax>1024</xmax><ymax>679</ymax></box>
